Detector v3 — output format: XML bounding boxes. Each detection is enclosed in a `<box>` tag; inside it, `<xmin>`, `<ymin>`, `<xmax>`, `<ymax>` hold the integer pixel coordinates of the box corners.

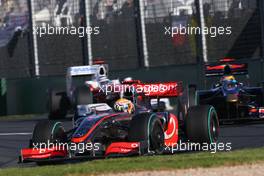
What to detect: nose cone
<box><xmin>226</xmin><ymin>94</ymin><xmax>238</xmax><ymax>102</ymax></box>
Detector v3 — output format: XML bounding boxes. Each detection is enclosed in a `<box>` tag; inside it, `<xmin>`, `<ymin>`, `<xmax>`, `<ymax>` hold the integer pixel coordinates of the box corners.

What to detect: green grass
<box><xmin>1</xmin><ymin>147</ymin><xmax>264</xmax><ymax>176</ymax></box>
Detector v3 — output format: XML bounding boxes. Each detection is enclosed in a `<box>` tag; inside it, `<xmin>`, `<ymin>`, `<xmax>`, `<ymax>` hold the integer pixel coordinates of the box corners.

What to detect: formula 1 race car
<box><xmin>19</xmin><ymin>81</ymin><xmax>219</xmax><ymax>164</ymax></box>
<box><xmin>48</xmin><ymin>62</ymin><xmax>174</xmax><ymax>120</ymax></box>
<box><xmin>47</xmin><ymin>60</ymin><xmax>119</xmax><ymax>120</ymax></box>
<box><xmin>188</xmin><ymin>58</ymin><xmax>264</xmax><ymax>123</ymax></box>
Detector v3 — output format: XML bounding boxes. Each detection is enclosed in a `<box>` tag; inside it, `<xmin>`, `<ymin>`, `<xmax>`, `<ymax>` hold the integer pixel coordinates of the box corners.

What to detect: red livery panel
<box><xmin>21</xmin><ymin>147</ymin><xmax>67</xmax><ymax>161</ymax></box>
<box><xmin>133</xmin><ymin>82</ymin><xmax>183</xmax><ymax>97</ymax></box>
<box><xmin>105</xmin><ymin>142</ymin><xmax>140</xmax><ymax>156</ymax></box>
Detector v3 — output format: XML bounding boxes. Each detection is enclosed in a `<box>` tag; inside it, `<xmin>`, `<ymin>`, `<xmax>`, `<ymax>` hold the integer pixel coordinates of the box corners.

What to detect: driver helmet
<box><xmin>114</xmin><ymin>98</ymin><xmax>135</xmax><ymax>114</ymax></box>
<box><xmin>123</xmin><ymin>77</ymin><xmax>133</xmax><ymax>82</ymax></box>
<box><xmin>221</xmin><ymin>75</ymin><xmax>236</xmax><ymax>82</ymax></box>
<box><xmin>222</xmin><ymin>75</ymin><xmax>238</xmax><ymax>90</ymax></box>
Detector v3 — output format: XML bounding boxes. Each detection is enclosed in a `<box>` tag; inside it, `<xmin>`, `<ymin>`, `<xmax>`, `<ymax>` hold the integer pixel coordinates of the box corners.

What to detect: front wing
<box><xmin>19</xmin><ymin>142</ymin><xmax>142</xmax><ymax>163</ymax></box>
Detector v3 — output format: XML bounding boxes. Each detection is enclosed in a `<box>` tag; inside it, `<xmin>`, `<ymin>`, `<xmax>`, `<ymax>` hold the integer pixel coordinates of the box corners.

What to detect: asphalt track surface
<box><xmin>0</xmin><ymin>115</ymin><xmax>264</xmax><ymax>168</ymax></box>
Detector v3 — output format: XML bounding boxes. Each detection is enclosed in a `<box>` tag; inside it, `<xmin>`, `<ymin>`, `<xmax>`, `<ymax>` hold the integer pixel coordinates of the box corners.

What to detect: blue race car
<box><xmin>188</xmin><ymin>58</ymin><xmax>264</xmax><ymax>123</ymax></box>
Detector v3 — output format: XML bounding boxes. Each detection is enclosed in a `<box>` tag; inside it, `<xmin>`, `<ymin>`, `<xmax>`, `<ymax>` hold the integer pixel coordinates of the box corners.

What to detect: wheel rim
<box><xmin>210</xmin><ymin>112</ymin><xmax>219</xmax><ymax>142</ymax></box>
<box><xmin>52</xmin><ymin>124</ymin><xmax>66</xmax><ymax>144</ymax></box>
<box><xmin>150</xmin><ymin>122</ymin><xmax>164</xmax><ymax>153</ymax></box>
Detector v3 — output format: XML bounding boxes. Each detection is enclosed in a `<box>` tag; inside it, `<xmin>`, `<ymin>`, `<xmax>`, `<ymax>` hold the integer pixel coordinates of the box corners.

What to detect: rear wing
<box><xmin>205</xmin><ymin>63</ymin><xmax>248</xmax><ymax>77</ymax></box>
<box><xmin>132</xmin><ymin>82</ymin><xmax>183</xmax><ymax>98</ymax></box>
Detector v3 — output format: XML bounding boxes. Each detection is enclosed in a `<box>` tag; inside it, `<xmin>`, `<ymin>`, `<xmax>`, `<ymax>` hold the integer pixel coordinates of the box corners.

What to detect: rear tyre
<box><xmin>128</xmin><ymin>113</ymin><xmax>164</xmax><ymax>154</ymax></box>
<box><xmin>48</xmin><ymin>89</ymin><xmax>70</xmax><ymax>120</ymax></box>
<box><xmin>175</xmin><ymin>98</ymin><xmax>185</xmax><ymax>123</ymax></box>
<box><xmin>186</xmin><ymin>105</ymin><xmax>219</xmax><ymax>144</ymax></box>
<box><xmin>187</xmin><ymin>85</ymin><xmax>197</xmax><ymax>108</ymax></box>
<box><xmin>176</xmin><ymin>99</ymin><xmax>186</xmax><ymax>139</ymax></box>
<box><xmin>74</xmin><ymin>86</ymin><xmax>93</xmax><ymax>106</ymax></box>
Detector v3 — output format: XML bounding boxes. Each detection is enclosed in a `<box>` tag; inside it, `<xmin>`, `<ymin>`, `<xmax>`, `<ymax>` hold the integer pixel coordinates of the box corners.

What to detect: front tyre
<box><xmin>31</xmin><ymin>120</ymin><xmax>67</xmax><ymax>146</ymax></box>
<box><xmin>186</xmin><ymin>105</ymin><xmax>219</xmax><ymax>144</ymax></box>
<box><xmin>31</xmin><ymin>120</ymin><xmax>67</xmax><ymax>165</ymax></box>
<box><xmin>128</xmin><ymin>113</ymin><xmax>165</xmax><ymax>154</ymax></box>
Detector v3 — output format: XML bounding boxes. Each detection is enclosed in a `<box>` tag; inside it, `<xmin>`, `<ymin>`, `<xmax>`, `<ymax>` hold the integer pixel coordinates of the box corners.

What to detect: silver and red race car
<box><xmin>20</xmin><ymin>81</ymin><xmax>219</xmax><ymax>164</ymax></box>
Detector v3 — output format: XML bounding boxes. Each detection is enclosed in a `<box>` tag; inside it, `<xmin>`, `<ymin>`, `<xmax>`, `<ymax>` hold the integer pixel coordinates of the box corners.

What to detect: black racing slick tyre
<box><xmin>31</xmin><ymin>120</ymin><xmax>67</xmax><ymax>145</ymax></box>
<box><xmin>175</xmin><ymin>98</ymin><xmax>185</xmax><ymax>123</ymax></box>
<box><xmin>187</xmin><ymin>85</ymin><xmax>197</xmax><ymax>108</ymax></box>
<box><xmin>186</xmin><ymin>105</ymin><xmax>219</xmax><ymax>144</ymax></box>
<box><xmin>128</xmin><ymin>113</ymin><xmax>165</xmax><ymax>154</ymax></box>
<box><xmin>75</xmin><ymin>86</ymin><xmax>93</xmax><ymax>106</ymax></box>
<box><xmin>175</xmin><ymin>99</ymin><xmax>186</xmax><ymax>139</ymax></box>
<box><xmin>31</xmin><ymin>120</ymin><xmax>67</xmax><ymax>165</ymax></box>
<box><xmin>48</xmin><ymin>89</ymin><xmax>70</xmax><ymax>120</ymax></box>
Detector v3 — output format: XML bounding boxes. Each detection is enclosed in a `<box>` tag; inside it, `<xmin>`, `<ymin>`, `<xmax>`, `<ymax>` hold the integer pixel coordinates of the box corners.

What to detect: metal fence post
<box><xmin>258</xmin><ymin>0</ymin><xmax>264</xmax><ymax>80</ymax></box>
<box><xmin>198</xmin><ymin>0</ymin><xmax>208</xmax><ymax>63</ymax></box>
<box><xmin>27</xmin><ymin>0</ymin><xmax>40</xmax><ymax>77</ymax></box>
<box><xmin>195</xmin><ymin>0</ymin><xmax>207</xmax><ymax>88</ymax></box>
<box><xmin>84</xmin><ymin>0</ymin><xmax>93</xmax><ymax>65</ymax></box>
<box><xmin>138</xmin><ymin>0</ymin><xmax>149</xmax><ymax>68</ymax></box>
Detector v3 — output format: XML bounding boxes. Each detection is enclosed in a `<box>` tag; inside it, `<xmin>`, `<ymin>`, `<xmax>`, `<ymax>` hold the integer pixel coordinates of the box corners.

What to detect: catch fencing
<box><xmin>0</xmin><ymin>0</ymin><xmax>262</xmax><ymax>78</ymax></box>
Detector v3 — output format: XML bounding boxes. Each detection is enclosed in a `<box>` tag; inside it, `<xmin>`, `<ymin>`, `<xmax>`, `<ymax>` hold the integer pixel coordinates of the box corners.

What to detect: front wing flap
<box><xmin>20</xmin><ymin>147</ymin><xmax>68</xmax><ymax>163</ymax></box>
